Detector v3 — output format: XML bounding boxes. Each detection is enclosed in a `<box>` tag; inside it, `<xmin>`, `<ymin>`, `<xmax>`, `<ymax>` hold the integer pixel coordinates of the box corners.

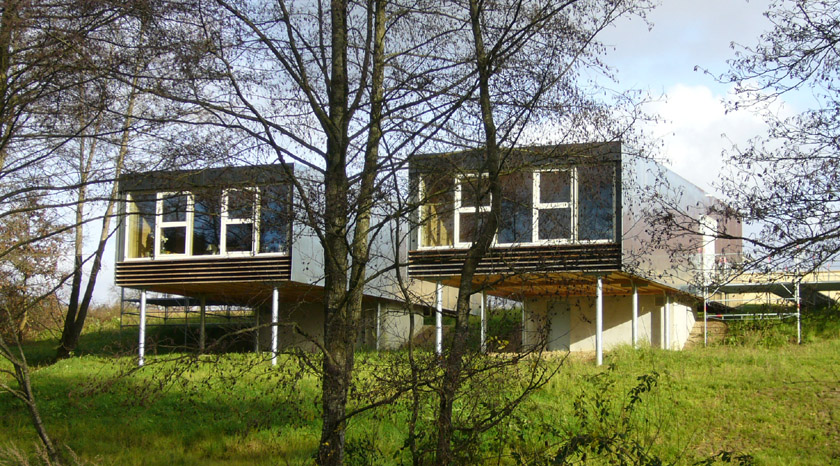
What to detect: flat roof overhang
<box><xmin>427</xmin><ymin>270</ymin><xmax>689</xmax><ymax>300</ymax></box>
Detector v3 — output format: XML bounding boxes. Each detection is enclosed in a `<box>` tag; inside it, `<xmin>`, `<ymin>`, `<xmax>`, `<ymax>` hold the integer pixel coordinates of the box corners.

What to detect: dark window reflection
<box><xmin>260</xmin><ymin>185</ymin><xmax>291</xmax><ymax>253</ymax></box>
<box><xmin>578</xmin><ymin>165</ymin><xmax>615</xmax><ymax>241</ymax></box>
<box><xmin>538</xmin><ymin>208</ymin><xmax>571</xmax><ymax>240</ymax></box>
<box><xmin>161</xmin><ymin>226</ymin><xmax>186</xmax><ymax>254</ymax></box>
<box><xmin>193</xmin><ymin>190</ymin><xmax>221</xmax><ymax>255</ymax></box>
<box><xmin>227</xmin><ymin>189</ymin><xmax>255</xmax><ymax>219</ymax></box>
<box><xmin>226</xmin><ymin>223</ymin><xmax>253</xmax><ymax>252</ymax></box>
<box><xmin>539</xmin><ymin>171</ymin><xmax>571</xmax><ymax>204</ymax></box>
<box><xmin>460</xmin><ymin>176</ymin><xmax>490</xmax><ymax>208</ymax></box>
<box><xmin>498</xmin><ymin>172</ymin><xmax>533</xmax><ymax>244</ymax></box>
<box><xmin>162</xmin><ymin>194</ymin><xmax>188</xmax><ymax>222</ymax></box>
<box><xmin>459</xmin><ymin>211</ymin><xmax>489</xmax><ymax>244</ymax></box>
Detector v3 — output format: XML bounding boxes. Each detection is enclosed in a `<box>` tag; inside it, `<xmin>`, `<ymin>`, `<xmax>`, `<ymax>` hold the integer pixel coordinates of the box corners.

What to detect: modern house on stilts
<box><xmin>407</xmin><ymin>142</ymin><xmax>742</xmax><ymax>364</ymax></box>
<box><xmin>114</xmin><ymin>164</ymin><xmax>449</xmax><ymax>365</ymax></box>
<box><xmin>115</xmin><ymin>142</ymin><xmax>740</xmax><ymax>366</ymax></box>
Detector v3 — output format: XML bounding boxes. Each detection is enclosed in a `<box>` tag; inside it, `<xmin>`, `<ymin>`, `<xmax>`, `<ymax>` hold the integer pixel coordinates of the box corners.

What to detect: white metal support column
<box><xmin>664</xmin><ymin>293</ymin><xmax>671</xmax><ymax>350</ymax></box>
<box><xmin>703</xmin><ymin>287</ymin><xmax>708</xmax><ymax>347</ymax></box>
<box><xmin>631</xmin><ymin>283</ymin><xmax>638</xmax><ymax>349</ymax></box>
<box><xmin>199</xmin><ymin>295</ymin><xmax>206</xmax><ymax>353</ymax></box>
<box><xmin>139</xmin><ymin>289</ymin><xmax>147</xmax><ymax>367</ymax></box>
<box><xmin>271</xmin><ymin>287</ymin><xmax>279</xmax><ymax>366</ymax></box>
<box><xmin>254</xmin><ymin>307</ymin><xmax>260</xmax><ymax>354</ymax></box>
<box><xmin>435</xmin><ymin>281</ymin><xmax>443</xmax><ymax>356</ymax></box>
<box><xmin>376</xmin><ymin>302</ymin><xmax>382</xmax><ymax>351</ymax></box>
<box><xmin>596</xmin><ymin>276</ymin><xmax>603</xmax><ymax>366</ymax></box>
<box><xmin>480</xmin><ymin>291</ymin><xmax>487</xmax><ymax>354</ymax></box>
<box><xmin>795</xmin><ymin>282</ymin><xmax>801</xmax><ymax>344</ymax></box>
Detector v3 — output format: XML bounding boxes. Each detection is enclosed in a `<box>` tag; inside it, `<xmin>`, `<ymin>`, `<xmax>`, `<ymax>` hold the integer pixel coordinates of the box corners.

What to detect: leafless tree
<box><xmin>714</xmin><ymin>0</ymin><xmax>840</xmax><ymax>273</ymax></box>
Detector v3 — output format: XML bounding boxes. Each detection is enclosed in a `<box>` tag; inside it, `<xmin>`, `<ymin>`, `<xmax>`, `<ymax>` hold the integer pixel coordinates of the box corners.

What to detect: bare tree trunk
<box><xmin>318</xmin><ymin>0</ymin><xmax>387</xmax><ymax>461</ymax></box>
<box><xmin>0</xmin><ymin>329</ymin><xmax>62</xmax><ymax>465</ymax></box>
<box><xmin>57</xmin><ymin>72</ymin><xmax>140</xmax><ymax>360</ymax></box>
<box><xmin>435</xmin><ymin>0</ymin><xmax>502</xmax><ymax>461</ymax></box>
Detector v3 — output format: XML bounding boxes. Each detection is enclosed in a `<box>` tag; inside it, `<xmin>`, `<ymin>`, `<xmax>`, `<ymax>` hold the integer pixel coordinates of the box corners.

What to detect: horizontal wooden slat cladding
<box><xmin>408</xmin><ymin>244</ymin><xmax>620</xmax><ymax>278</ymax></box>
<box><xmin>116</xmin><ymin>256</ymin><xmax>291</xmax><ymax>287</ymax></box>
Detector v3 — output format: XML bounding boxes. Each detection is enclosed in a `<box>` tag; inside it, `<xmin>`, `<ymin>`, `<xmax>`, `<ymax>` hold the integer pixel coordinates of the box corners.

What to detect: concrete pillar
<box><xmin>631</xmin><ymin>283</ymin><xmax>638</xmax><ymax>349</ymax></box>
<box><xmin>436</xmin><ymin>281</ymin><xmax>443</xmax><ymax>356</ymax></box>
<box><xmin>271</xmin><ymin>287</ymin><xmax>279</xmax><ymax>366</ymax></box>
<box><xmin>139</xmin><ymin>289</ymin><xmax>147</xmax><ymax>367</ymax></box>
<box><xmin>596</xmin><ymin>276</ymin><xmax>603</xmax><ymax>366</ymax></box>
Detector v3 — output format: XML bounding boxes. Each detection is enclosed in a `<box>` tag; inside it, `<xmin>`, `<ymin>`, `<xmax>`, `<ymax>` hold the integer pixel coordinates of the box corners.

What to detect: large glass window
<box><xmin>498</xmin><ymin>172</ymin><xmax>533</xmax><ymax>244</ymax></box>
<box><xmin>123</xmin><ymin>184</ymin><xmax>291</xmax><ymax>260</ymax></box>
<box><xmin>578</xmin><ymin>165</ymin><xmax>615</xmax><ymax>241</ymax></box>
<box><xmin>417</xmin><ymin>163</ymin><xmax>616</xmax><ymax>248</ymax></box>
<box><xmin>126</xmin><ymin>193</ymin><xmax>156</xmax><ymax>258</ymax></box>
<box><xmin>420</xmin><ymin>175</ymin><xmax>454</xmax><ymax>247</ymax></box>
<box><xmin>260</xmin><ymin>185</ymin><xmax>291</xmax><ymax>253</ymax></box>
<box><xmin>192</xmin><ymin>189</ymin><xmax>221</xmax><ymax>256</ymax></box>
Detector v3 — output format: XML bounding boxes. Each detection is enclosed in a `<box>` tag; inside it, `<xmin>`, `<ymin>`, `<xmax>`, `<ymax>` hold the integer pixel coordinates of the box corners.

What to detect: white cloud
<box><xmin>642</xmin><ymin>83</ymin><xmax>778</xmax><ymax>195</ymax></box>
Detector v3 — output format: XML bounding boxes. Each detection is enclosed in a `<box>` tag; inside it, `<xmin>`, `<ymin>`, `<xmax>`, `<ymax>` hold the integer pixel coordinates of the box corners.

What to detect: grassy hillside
<box><xmin>1</xmin><ymin>313</ymin><xmax>838</xmax><ymax>465</ymax></box>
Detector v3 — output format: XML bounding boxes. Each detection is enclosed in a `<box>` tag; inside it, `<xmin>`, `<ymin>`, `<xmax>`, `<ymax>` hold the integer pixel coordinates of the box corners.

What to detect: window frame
<box><xmin>454</xmin><ymin>173</ymin><xmax>492</xmax><ymax>248</ymax></box>
<box><xmin>220</xmin><ymin>188</ymin><xmax>259</xmax><ymax>256</ymax></box>
<box><xmin>416</xmin><ymin>164</ymin><xmax>616</xmax><ymax>250</ymax></box>
<box><xmin>532</xmin><ymin>168</ymin><xmax>576</xmax><ymax>245</ymax></box>
<box><xmin>122</xmin><ymin>185</ymin><xmax>292</xmax><ymax>261</ymax></box>
<box><xmin>155</xmin><ymin>191</ymin><xmax>193</xmax><ymax>257</ymax></box>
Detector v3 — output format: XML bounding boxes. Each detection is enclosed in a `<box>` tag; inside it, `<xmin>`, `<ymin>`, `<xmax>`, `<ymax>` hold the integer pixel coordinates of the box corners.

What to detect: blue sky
<box><xmin>599</xmin><ymin>0</ymin><xmax>791</xmax><ymax>194</ymax></box>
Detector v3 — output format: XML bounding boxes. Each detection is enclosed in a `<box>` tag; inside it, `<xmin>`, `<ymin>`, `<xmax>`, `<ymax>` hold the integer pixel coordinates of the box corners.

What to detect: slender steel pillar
<box><xmin>703</xmin><ymin>287</ymin><xmax>708</xmax><ymax>347</ymax></box>
<box><xmin>631</xmin><ymin>283</ymin><xmax>638</xmax><ymax>349</ymax></box>
<box><xmin>139</xmin><ymin>289</ymin><xmax>147</xmax><ymax>367</ymax></box>
<box><xmin>664</xmin><ymin>294</ymin><xmax>671</xmax><ymax>350</ymax></box>
<box><xmin>435</xmin><ymin>281</ymin><xmax>443</xmax><ymax>356</ymax></box>
<box><xmin>480</xmin><ymin>291</ymin><xmax>487</xmax><ymax>354</ymax></box>
<box><xmin>596</xmin><ymin>276</ymin><xmax>603</xmax><ymax>366</ymax></box>
<box><xmin>199</xmin><ymin>295</ymin><xmax>206</xmax><ymax>353</ymax></box>
<box><xmin>796</xmin><ymin>282</ymin><xmax>801</xmax><ymax>344</ymax></box>
<box><xmin>271</xmin><ymin>287</ymin><xmax>279</xmax><ymax>366</ymax></box>
<box><xmin>376</xmin><ymin>301</ymin><xmax>382</xmax><ymax>351</ymax></box>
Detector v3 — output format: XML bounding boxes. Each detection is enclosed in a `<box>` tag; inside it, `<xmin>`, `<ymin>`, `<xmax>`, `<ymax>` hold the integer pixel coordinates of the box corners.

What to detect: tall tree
<box><xmin>432</xmin><ymin>0</ymin><xmax>651</xmax><ymax>461</ymax></box>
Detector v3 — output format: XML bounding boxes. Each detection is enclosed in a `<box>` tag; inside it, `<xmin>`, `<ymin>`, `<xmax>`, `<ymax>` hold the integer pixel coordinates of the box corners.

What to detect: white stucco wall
<box><xmin>258</xmin><ymin>300</ymin><xmax>422</xmax><ymax>351</ymax></box>
<box><xmin>378</xmin><ymin>306</ymin><xmax>424</xmax><ymax>350</ymax></box>
<box><xmin>523</xmin><ymin>294</ymin><xmax>697</xmax><ymax>352</ymax></box>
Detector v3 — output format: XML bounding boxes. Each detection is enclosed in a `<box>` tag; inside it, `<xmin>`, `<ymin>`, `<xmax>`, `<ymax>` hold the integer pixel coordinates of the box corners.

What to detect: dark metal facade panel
<box><xmin>408</xmin><ymin>244</ymin><xmax>621</xmax><ymax>278</ymax></box>
<box><xmin>115</xmin><ymin>256</ymin><xmax>292</xmax><ymax>287</ymax></box>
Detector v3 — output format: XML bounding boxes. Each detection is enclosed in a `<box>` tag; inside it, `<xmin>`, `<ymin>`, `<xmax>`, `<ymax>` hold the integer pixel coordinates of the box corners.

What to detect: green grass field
<box><xmin>1</xmin><ymin>311</ymin><xmax>839</xmax><ymax>465</ymax></box>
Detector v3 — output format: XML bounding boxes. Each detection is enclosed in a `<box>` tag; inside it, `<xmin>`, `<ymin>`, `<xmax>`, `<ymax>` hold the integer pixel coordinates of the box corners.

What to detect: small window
<box><xmin>192</xmin><ymin>189</ymin><xmax>221</xmax><ymax>256</ymax></box>
<box><xmin>456</xmin><ymin>175</ymin><xmax>491</xmax><ymax>245</ymax></box>
<box><xmin>157</xmin><ymin>192</ymin><xmax>190</xmax><ymax>255</ymax></box>
<box><xmin>222</xmin><ymin>189</ymin><xmax>256</xmax><ymax>254</ymax></box>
